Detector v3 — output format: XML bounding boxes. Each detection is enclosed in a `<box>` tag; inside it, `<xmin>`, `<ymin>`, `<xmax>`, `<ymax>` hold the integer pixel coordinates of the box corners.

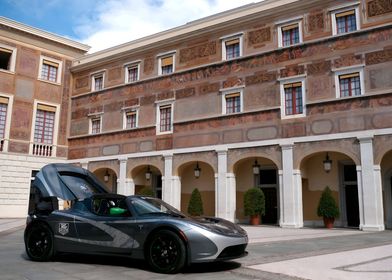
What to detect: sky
<box><xmin>1</xmin><ymin>0</ymin><xmax>262</xmax><ymax>53</ymax></box>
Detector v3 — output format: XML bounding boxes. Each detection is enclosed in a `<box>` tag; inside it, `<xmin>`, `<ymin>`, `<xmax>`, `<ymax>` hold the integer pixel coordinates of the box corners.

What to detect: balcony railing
<box><xmin>32</xmin><ymin>143</ymin><xmax>53</xmax><ymax>157</ymax></box>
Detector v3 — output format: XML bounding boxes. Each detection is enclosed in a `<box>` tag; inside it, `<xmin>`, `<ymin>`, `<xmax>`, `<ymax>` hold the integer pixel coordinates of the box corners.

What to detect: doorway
<box><xmin>343</xmin><ymin>165</ymin><xmax>359</xmax><ymax>227</ymax></box>
<box><xmin>259</xmin><ymin>168</ymin><xmax>278</xmax><ymax>224</ymax></box>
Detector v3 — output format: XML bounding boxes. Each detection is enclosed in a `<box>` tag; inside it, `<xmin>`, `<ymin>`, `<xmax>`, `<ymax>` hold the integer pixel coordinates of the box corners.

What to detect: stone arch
<box><xmin>92</xmin><ymin>167</ymin><xmax>118</xmax><ymax>193</ymax></box>
<box><xmin>177</xmin><ymin>160</ymin><xmax>216</xmax><ymax>216</ymax></box>
<box><xmin>294</xmin><ymin>139</ymin><xmax>360</xmax><ymax>170</ymax></box>
<box><xmin>127</xmin><ymin>156</ymin><xmax>164</xmax><ymax>178</ymax></box>
<box><xmin>173</xmin><ymin>151</ymin><xmax>217</xmax><ymax>176</ymax></box>
<box><xmin>374</xmin><ymin>135</ymin><xmax>392</xmax><ymax>165</ymax></box>
<box><xmin>228</xmin><ymin>146</ymin><xmax>281</xmax><ymax>172</ymax></box>
<box><xmin>89</xmin><ymin>160</ymin><xmax>119</xmax><ymax>177</ymax></box>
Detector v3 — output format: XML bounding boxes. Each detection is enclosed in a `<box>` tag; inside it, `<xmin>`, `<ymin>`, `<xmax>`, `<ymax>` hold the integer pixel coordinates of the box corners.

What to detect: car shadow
<box><xmin>22</xmin><ymin>252</ymin><xmax>241</xmax><ymax>274</ymax></box>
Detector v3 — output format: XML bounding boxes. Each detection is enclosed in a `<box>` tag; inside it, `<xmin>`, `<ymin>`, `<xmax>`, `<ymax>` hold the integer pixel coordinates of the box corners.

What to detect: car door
<box><xmin>73</xmin><ymin>197</ymin><xmax>136</xmax><ymax>255</ymax></box>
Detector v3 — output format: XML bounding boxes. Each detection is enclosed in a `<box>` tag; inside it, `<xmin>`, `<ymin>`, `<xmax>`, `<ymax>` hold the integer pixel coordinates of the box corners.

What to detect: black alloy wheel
<box><xmin>147</xmin><ymin>229</ymin><xmax>186</xmax><ymax>274</ymax></box>
<box><xmin>25</xmin><ymin>223</ymin><xmax>54</xmax><ymax>261</ymax></box>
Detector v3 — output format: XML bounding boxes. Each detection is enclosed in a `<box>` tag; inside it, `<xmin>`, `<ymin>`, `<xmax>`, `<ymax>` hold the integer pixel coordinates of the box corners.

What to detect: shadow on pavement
<box><xmin>23</xmin><ymin>253</ymin><xmax>241</xmax><ymax>274</ymax></box>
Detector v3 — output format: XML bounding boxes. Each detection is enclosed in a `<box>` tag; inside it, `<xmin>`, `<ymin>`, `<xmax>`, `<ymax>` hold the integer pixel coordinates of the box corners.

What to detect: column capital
<box><xmin>118</xmin><ymin>157</ymin><xmax>127</xmax><ymax>163</ymax></box>
<box><xmin>357</xmin><ymin>136</ymin><xmax>373</xmax><ymax>143</ymax></box>
<box><xmin>280</xmin><ymin>143</ymin><xmax>294</xmax><ymax>150</ymax></box>
<box><xmin>216</xmin><ymin>148</ymin><xmax>228</xmax><ymax>155</ymax></box>
<box><xmin>162</xmin><ymin>153</ymin><xmax>173</xmax><ymax>159</ymax></box>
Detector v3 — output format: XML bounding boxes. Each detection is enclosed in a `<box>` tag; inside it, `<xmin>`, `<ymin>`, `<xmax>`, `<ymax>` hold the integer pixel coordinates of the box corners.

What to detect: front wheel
<box><xmin>147</xmin><ymin>229</ymin><xmax>186</xmax><ymax>274</ymax></box>
<box><xmin>25</xmin><ymin>223</ymin><xmax>54</xmax><ymax>261</ymax></box>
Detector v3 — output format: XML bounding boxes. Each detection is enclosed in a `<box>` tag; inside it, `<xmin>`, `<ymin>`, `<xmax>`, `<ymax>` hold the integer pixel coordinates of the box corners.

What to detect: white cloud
<box><xmin>75</xmin><ymin>0</ymin><xmax>262</xmax><ymax>53</ymax></box>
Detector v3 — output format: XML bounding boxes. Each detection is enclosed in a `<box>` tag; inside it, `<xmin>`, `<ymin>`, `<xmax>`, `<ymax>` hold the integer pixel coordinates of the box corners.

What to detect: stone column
<box><xmin>117</xmin><ymin>157</ymin><xmax>127</xmax><ymax>195</ymax></box>
<box><xmin>280</xmin><ymin>144</ymin><xmax>303</xmax><ymax>228</ymax></box>
<box><xmin>80</xmin><ymin>161</ymin><xmax>88</xmax><ymax>170</ymax></box>
<box><xmin>358</xmin><ymin>137</ymin><xmax>384</xmax><ymax>231</ymax></box>
<box><xmin>172</xmin><ymin>176</ymin><xmax>181</xmax><ymax>210</ymax></box>
<box><xmin>226</xmin><ymin>172</ymin><xmax>236</xmax><ymax>222</ymax></box>
<box><xmin>216</xmin><ymin>149</ymin><xmax>232</xmax><ymax>220</ymax></box>
<box><xmin>162</xmin><ymin>154</ymin><xmax>174</xmax><ymax>206</ymax></box>
<box><xmin>125</xmin><ymin>178</ymin><xmax>135</xmax><ymax>196</ymax></box>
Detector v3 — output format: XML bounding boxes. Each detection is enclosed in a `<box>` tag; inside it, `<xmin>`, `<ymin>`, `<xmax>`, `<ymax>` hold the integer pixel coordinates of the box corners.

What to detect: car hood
<box><xmin>33</xmin><ymin>163</ymin><xmax>109</xmax><ymax>200</ymax></box>
<box><xmin>190</xmin><ymin>216</ymin><xmax>247</xmax><ymax>237</ymax></box>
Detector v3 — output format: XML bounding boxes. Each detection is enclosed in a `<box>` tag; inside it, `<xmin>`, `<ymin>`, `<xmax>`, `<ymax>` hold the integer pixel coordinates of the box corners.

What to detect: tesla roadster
<box><xmin>24</xmin><ymin>163</ymin><xmax>248</xmax><ymax>273</ymax></box>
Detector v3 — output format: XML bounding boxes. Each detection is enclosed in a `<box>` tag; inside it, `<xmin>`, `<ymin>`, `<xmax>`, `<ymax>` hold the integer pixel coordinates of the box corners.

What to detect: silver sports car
<box><xmin>24</xmin><ymin>163</ymin><xmax>248</xmax><ymax>273</ymax></box>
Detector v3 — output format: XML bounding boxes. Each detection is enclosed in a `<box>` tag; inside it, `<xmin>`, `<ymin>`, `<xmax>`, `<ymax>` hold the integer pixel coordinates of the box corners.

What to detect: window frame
<box><xmin>156</xmin><ymin>100</ymin><xmax>174</xmax><ymax>135</ymax></box>
<box><xmin>333</xmin><ymin>65</ymin><xmax>365</xmax><ymax>98</ymax></box>
<box><xmin>277</xmin><ymin>20</ymin><xmax>303</xmax><ymax>48</ymax></box>
<box><xmin>0</xmin><ymin>43</ymin><xmax>17</xmax><ymax>73</ymax></box>
<box><xmin>221</xmin><ymin>87</ymin><xmax>244</xmax><ymax>115</ymax></box>
<box><xmin>0</xmin><ymin>93</ymin><xmax>13</xmax><ymax>152</ymax></box>
<box><xmin>124</xmin><ymin>61</ymin><xmax>141</xmax><ymax>84</ymax></box>
<box><xmin>89</xmin><ymin>115</ymin><xmax>102</xmax><ymax>135</ymax></box>
<box><xmin>122</xmin><ymin>108</ymin><xmax>139</xmax><ymax>130</ymax></box>
<box><xmin>331</xmin><ymin>5</ymin><xmax>360</xmax><ymax>36</ymax></box>
<box><xmin>279</xmin><ymin>76</ymin><xmax>306</xmax><ymax>119</ymax></box>
<box><xmin>157</xmin><ymin>51</ymin><xmax>176</xmax><ymax>76</ymax></box>
<box><xmin>91</xmin><ymin>71</ymin><xmax>105</xmax><ymax>92</ymax></box>
<box><xmin>38</xmin><ymin>56</ymin><xmax>63</xmax><ymax>84</ymax></box>
<box><xmin>221</xmin><ymin>33</ymin><xmax>243</xmax><ymax>61</ymax></box>
<box><xmin>29</xmin><ymin>100</ymin><xmax>60</xmax><ymax>155</ymax></box>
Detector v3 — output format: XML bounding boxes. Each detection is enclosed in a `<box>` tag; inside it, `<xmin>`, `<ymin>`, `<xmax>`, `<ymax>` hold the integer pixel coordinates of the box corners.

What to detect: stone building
<box><xmin>1</xmin><ymin>0</ymin><xmax>392</xmax><ymax>231</ymax></box>
<box><xmin>0</xmin><ymin>17</ymin><xmax>90</xmax><ymax>217</ymax></box>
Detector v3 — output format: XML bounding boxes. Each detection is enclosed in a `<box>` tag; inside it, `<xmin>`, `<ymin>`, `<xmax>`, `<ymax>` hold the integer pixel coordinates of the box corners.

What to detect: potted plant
<box><xmin>317</xmin><ymin>186</ymin><xmax>340</xmax><ymax>229</ymax></box>
<box><xmin>187</xmin><ymin>188</ymin><xmax>204</xmax><ymax>216</ymax></box>
<box><xmin>138</xmin><ymin>186</ymin><xmax>154</xmax><ymax>197</ymax></box>
<box><xmin>244</xmin><ymin>187</ymin><xmax>265</xmax><ymax>225</ymax></box>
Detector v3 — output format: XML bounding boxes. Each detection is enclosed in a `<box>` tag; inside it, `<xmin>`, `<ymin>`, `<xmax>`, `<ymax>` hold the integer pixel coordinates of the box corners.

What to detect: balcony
<box><xmin>31</xmin><ymin>143</ymin><xmax>54</xmax><ymax>157</ymax></box>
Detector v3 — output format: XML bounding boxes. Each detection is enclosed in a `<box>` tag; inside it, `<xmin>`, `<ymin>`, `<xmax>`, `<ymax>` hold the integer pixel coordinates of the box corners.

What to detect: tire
<box><xmin>147</xmin><ymin>229</ymin><xmax>186</xmax><ymax>274</ymax></box>
<box><xmin>25</xmin><ymin>223</ymin><xmax>54</xmax><ymax>261</ymax></box>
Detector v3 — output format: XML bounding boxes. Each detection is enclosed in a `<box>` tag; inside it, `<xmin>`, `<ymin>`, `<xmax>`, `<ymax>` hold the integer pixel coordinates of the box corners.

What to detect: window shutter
<box><xmin>0</xmin><ymin>47</ymin><xmax>12</xmax><ymax>54</ymax></box>
<box><xmin>43</xmin><ymin>59</ymin><xmax>59</xmax><ymax>68</ymax></box>
<box><xmin>284</xmin><ymin>82</ymin><xmax>302</xmax><ymax>89</ymax></box>
<box><xmin>37</xmin><ymin>104</ymin><xmax>56</xmax><ymax>112</ymax></box>
<box><xmin>225</xmin><ymin>38</ymin><xmax>240</xmax><ymax>46</ymax></box>
<box><xmin>335</xmin><ymin>10</ymin><xmax>355</xmax><ymax>18</ymax></box>
<box><xmin>282</xmin><ymin>23</ymin><xmax>298</xmax><ymax>31</ymax></box>
<box><xmin>161</xmin><ymin>56</ymin><xmax>173</xmax><ymax>67</ymax></box>
<box><xmin>339</xmin><ymin>73</ymin><xmax>359</xmax><ymax>79</ymax></box>
<box><xmin>0</xmin><ymin>97</ymin><xmax>9</xmax><ymax>104</ymax></box>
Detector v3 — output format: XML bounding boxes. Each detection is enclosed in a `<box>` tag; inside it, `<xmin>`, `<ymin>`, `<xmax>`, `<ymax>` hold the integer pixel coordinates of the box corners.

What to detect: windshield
<box><xmin>60</xmin><ymin>172</ymin><xmax>103</xmax><ymax>199</ymax></box>
<box><xmin>130</xmin><ymin>197</ymin><xmax>185</xmax><ymax>217</ymax></box>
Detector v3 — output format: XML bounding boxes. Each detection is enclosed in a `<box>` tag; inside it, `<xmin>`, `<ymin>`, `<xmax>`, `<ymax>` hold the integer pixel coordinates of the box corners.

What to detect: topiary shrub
<box><xmin>244</xmin><ymin>187</ymin><xmax>265</xmax><ymax>217</ymax></box>
<box><xmin>138</xmin><ymin>186</ymin><xmax>154</xmax><ymax>197</ymax></box>
<box><xmin>187</xmin><ymin>188</ymin><xmax>204</xmax><ymax>216</ymax></box>
<box><xmin>317</xmin><ymin>186</ymin><xmax>340</xmax><ymax>218</ymax></box>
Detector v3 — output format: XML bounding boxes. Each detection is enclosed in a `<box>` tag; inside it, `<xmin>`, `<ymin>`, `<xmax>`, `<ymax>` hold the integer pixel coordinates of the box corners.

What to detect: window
<box><xmin>281</xmin><ymin>23</ymin><xmax>300</xmax><ymax>46</ymax></box>
<box><xmin>284</xmin><ymin>82</ymin><xmax>303</xmax><ymax>116</ymax></box>
<box><xmin>157</xmin><ymin>104</ymin><xmax>173</xmax><ymax>134</ymax></box>
<box><xmin>280</xmin><ymin>77</ymin><xmax>306</xmax><ymax>118</ymax></box>
<box><xmin>125</xmin><ymin>63</ymin><xmax>140</xmax><ymax>83</ymax></box>
<box><xmin>38</xmin><ymin>56</ymin><xmax>62</xmax><ymax>84</ymax></box>
<box><xmin>331</xmin><ymin>6</ymin><xmax>359</xmax><ymax>35</ymax></box>
<box><xmin>0</xmin><ymin>97</ymin><xmax>8</xmax><ymax>140</ymax></box>
<box><xmin>90</xmin><ymin>117</ymin><xmax>101</xmax><ymax>134</ymax></box>
<box><xmin>334</xmin><ymin>67</ymin><xmax>364</xmax><ymax>98</ymax></box>
<box><xmin>92</xmin><ymin>73</ymin><xmax>104</xmax><ymax>91</ymax></box>
<box><xmin>0</xmin><ymin>47</ymin><xmax>15</xmax><ymax>71</ymax></box>
<box><xmin>159</xmin><ymin>55</ymin><xmax>174</xmax><ymax>75</ymax></box>
<box><xmin>221</xmin><ymin>34</ymin><xmax>243</xmax><ymax>60</ymax></box>
<box><xmin>225</xmin><ymin>93</ymin><xmax>241</xmax><ymax>114</ymax></box>
<box><xmin>339</xmin><ymin>73</ymin><xmax>361</xmax><ymax>97</ymax></box>
<box><xmin>33</xmin><ymin>104</ymin><xmax>56</xmax><ymax>144</ymax></box>
<box><xmin>41</xmin><ymin>60</ymin><xmax>58</xmax><ymax>82</ymax></box>
<box><xmin>124</xmin><ymin>111</ymin><xmax>137</xmax><ymax>129</ymax></box>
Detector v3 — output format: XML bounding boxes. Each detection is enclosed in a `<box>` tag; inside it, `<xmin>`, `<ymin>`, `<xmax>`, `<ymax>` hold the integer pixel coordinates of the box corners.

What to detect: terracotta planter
<box><xmin>323</xmin><ymin>217</ymin><xmax>335</xmax><ymax>229</ymax></box>
<box><xmin>250</xmin><ymin>215</ymin><xmax>261</xmax><ymax>225</ymax></box>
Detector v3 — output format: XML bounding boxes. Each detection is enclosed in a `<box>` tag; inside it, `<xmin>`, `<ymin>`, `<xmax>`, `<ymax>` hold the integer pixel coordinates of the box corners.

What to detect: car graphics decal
<box><xmin>58</xmin><ymin>223</ymin><xmax>69</xmax><ymax>235</ymax></box>
<box><xmin>53</xmin><ymin>212</ymin><xmax>138</xmax><ymax>249</ymax></box>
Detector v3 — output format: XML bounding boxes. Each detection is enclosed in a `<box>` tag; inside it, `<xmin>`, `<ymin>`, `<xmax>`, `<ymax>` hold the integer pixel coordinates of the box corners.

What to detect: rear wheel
<box><xmin>147</xmin><ymin>229</ymin><xmax>186</xmax><ymax>274</ymax></box>
<box><xmin>25</xmin><ymin>223</ymin><xmax>54</xmax><ymax>261</ymax></box>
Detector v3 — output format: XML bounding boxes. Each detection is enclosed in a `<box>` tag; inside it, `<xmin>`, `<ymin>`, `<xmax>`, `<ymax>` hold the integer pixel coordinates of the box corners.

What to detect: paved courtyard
<box><xmin>1</xmin><ymin>220</ymin><xmax>392</xmax><ymax>279</ymax></box>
